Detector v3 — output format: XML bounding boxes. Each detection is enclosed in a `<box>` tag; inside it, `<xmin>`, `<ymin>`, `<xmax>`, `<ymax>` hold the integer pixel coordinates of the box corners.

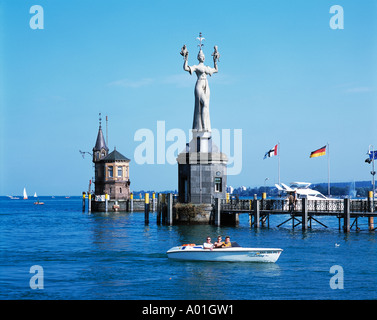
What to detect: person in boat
<box><xmin>203</xmin><ymin>237</ymin><xmax>214</xmax><ymax>250</ymax></box>
<box><xmin>223</xmin><ymin>236</ymin><xmax>232</xmax><ymax>247</ymax></box>
<box><xmin>214</xmin><ymin>235</ymin><xmax>225</xmax><ymax>248</ymax></box>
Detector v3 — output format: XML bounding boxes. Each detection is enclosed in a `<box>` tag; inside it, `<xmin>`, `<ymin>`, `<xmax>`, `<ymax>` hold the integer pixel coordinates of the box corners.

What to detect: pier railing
<box><xmin>217</xmin><ymin>197</ymin><xmax>377</xmax><ymax>232</ymax></box>
<box><xmin>220</xmin><ymin>198</ymin><xmax>376</xmax><ymax>214</ymax></box>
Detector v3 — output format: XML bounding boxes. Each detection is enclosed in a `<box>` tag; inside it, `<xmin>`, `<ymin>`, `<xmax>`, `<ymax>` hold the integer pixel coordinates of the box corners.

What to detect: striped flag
<box><xmin>310</xmin><ymin>146</ymin><xmax>326</xmax><ymax>158</ymax></box>
<box><xmin>366</xmin><ymin>150</ymin><xmax>377</xmax><ymax>163</ymax></box>
<box><xmin>264</xmin><ymin>144</ymin><xmax>278</xmax><ymax>159</ymax></box>
<box><xmin>369</xmin><ymin>150</ymin><xmax>377</xmax><ymax>160</ymax></box>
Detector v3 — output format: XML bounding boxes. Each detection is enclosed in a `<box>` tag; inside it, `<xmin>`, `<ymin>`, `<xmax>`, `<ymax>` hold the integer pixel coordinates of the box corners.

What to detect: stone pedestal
<box><xmin>177</xmin><ymin>131</ymin><xmax>228</xmax><ymax>205</ymax></box>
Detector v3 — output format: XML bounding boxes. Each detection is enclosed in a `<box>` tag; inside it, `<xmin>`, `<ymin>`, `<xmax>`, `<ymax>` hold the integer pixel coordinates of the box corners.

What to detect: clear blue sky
<box><xmin>1</xmin><ymin>0</ymin><xmax>376</xmax><ymax>196</ymax></box>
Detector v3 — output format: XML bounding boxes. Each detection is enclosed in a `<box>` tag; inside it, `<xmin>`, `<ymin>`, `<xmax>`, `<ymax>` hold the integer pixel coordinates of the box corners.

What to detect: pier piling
<box><xmin>144</xmin><ymin>193</ymin><xmax>150</xmax><ymax>225</ymax></box>
<box><xmin>161</xmin><ymin>193</ymin><xmax>167</xmax><ymax>224</ymax></box>
<box><xmin>157</xmin><ymin>193</ymin><xmax>162</xmax><ymax>225</ymax></box>
<box><xmin>167</xmin><ymin>193</ymin><xmax>173</xmax><ymax>226</ymax></box>
<box><xmin>302</xmin><ymin>198</ymin><xmax>308</xmax><ymax>230</ymax></box>
<box><xmin>343</xmin><ymin>198</ymin><xmax>350</xmax><ymax>233</ymax></box>
<box><xmin>152</xmin><ymin>193</ymin><xmax>156</xmax><ymax>212</ymax></box>
<box><xmin>253</xmin><ymin>200</ymin><xmax>260</xmax><ymax>229</ymax></box>
<box><xmin>214</xmin><ymin>198</ymin><xmax>221</xmax><ymax>226</ymax></box>
<box><xmin>368</xmin><ymin>191</ymin><xmax>375</xmax><ymax>231</ymax></box>
<box><xmin>105</xmin><ymin>193</ymin><xmax>109</xmax><ymax>212</ymax></box>
<box><xmin>82</xmin><ymin>192</ymin><xmax>86</xmax><ymax>212</ymax></box>
<box><xmin>88</xmin><ymin>193</ymin><xmax>91</xmax><ymax>213</ymax></box>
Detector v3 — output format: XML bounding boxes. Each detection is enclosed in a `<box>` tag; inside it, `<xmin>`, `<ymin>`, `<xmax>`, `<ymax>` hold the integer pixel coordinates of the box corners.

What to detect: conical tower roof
<box><xmin>93</xmin><ymin>126</ymin><xmax>108</xmax><ymax>152</ymax></box>
<box><xmin>93</xmin><ymin>113</ymin><xmax>109</xmax><ymax>153</ymax></box>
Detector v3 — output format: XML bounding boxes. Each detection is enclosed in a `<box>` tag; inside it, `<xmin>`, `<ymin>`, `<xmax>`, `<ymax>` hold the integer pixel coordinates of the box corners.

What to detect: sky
<box><xmin>1</xmin><ymin>0</ymin><xmax>377</xmax><ymax>196</ymax></box>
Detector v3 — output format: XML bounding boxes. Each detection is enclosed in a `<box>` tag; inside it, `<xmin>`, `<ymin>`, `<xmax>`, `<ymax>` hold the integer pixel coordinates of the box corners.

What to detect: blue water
<box><xmin>1</xmin><ymin>197</ymin><xmax>376</xmax><ymax>300</ymax></box>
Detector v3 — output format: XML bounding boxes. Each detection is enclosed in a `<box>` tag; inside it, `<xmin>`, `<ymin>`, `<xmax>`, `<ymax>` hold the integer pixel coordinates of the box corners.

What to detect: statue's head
<box><xmin>197</xmin><ymin>50</ymin><xmax>205</xmax><ymax>62</ymax></box>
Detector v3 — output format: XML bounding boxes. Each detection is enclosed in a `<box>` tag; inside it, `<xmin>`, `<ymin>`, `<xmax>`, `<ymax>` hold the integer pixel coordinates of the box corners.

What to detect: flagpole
<box><xmin>277</xmin><ymin>142</ymin><xmax>281</xmax><ymax>197</ymax></box>
<box><xmin>327</xmin><ymin>142</ymin><xmax>330</xmax><ymax>197</ymax></box>
<box><xmin>369</xmin><ymin>145</ymin><xmax>375</xmax><ymax>204</ymax></box>
<box><xmin>278</xmin><ymin>141</ymin><xmax>280</xmax><ymax>187</ymax></box>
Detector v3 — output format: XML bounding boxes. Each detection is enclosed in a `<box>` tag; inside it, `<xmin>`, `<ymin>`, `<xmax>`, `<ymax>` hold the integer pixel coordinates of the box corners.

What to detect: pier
<box><xmin>82</xmin><ymin>191</ymin><xmax>377</xmax><ymax>232</ymax></box>
<box><xmin>219</xmin><ymin>197</ymin><xmax>377</xmax><ymax>232</ymax></box>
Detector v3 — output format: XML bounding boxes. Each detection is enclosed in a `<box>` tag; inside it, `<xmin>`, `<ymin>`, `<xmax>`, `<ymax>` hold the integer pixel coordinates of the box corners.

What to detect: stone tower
<box><xmin>92</xmin><ymin>116</ymin><xmax>131</xmax><ymax>201</ymax></box>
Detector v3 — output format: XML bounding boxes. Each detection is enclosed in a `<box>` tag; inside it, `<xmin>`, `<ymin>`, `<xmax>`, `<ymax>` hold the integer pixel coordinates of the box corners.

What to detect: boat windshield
<box><xmin>230</xmin><ymin>242</ymin><xmax>241</xmax><ymax>247</ymax></box>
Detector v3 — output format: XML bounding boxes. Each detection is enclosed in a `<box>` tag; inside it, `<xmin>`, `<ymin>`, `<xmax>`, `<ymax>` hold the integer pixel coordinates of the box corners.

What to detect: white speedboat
<box><xmin>166</xmin><ymin>243</ymin><xmax>282</xmax><ymax>263</ymax></box>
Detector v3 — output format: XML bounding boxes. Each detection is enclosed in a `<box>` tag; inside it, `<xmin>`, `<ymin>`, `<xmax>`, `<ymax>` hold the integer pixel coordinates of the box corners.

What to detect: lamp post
<box><xmin>264</xmin><ymin>177</ymin><xmax>269</xmax><ymax>195</ymax></box>
<box><xmin>366</xmin><ymin>145</ymin><xmax>375</xmax><ymax>205</ymax></box>
<box><xmin>366</xmin><ymin>146</ymin><xmax>376</xmax><ymax>230</ymax></box>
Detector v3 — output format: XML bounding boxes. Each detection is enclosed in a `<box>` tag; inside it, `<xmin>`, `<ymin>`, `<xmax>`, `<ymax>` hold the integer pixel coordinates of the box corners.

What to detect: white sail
<box><xmin>23</xmin><ymin>188</ymin><xmax>28</xmax><ymax>199</ymax></box>
<box><xmin>34</xmin><ymin>192</ymin><xmax>37</xmax><ymax>197</ymax></box>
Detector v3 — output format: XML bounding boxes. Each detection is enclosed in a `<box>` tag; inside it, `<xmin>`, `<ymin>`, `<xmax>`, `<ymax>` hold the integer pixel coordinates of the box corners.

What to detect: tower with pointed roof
<box><xmin>92</xmin><ymin>115</ymin><xmax>131</xmax><ymax>202</ymax></box>
<box><xmin>92</xmin><ymin>113</ymin><xmax>109</xmax><ymax>162</ymax></box>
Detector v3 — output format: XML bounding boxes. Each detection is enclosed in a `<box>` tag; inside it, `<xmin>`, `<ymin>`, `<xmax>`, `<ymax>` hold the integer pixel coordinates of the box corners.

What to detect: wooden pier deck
<box><xmin>84</xmin><ymin>191</ymin><xmax>376</xmax><ymax>232</ymax></box>
<box><xmin>216</xmin><ymin>198</ymin><xmax>377</xmax><ymax>232</ymax></box>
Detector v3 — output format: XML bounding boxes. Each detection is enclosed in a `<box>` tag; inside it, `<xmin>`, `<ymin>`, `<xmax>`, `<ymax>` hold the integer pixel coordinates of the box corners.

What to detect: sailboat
<box><xmin>34</xmin><ymin>192</ymin><xmax>37</xmax><ymax>198</ymax></box>
<box><xmin>23</xmin><ymin>188</ymin><xmax>28</xmax><ymax>200</ymax></box>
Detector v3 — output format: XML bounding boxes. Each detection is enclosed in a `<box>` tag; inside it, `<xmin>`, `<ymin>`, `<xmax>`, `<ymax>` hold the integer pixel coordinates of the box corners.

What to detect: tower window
<box><xmin>214</xmin><ymin>177</ymin><xmax>222</xmax><ymax>192</ymax></box>
<box><xmin>108</xmin><ymin>166</ymin><xmax>113</xmax><ymax>178</ymax></box>
<box><xmin>117</xmin><ymin>166</ymin><xmax>122</xmax><ymax>178</ymax></box>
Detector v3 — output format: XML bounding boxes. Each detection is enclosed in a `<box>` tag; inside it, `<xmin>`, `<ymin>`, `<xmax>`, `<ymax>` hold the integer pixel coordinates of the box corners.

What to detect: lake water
<box><xmin>1</xmin><ymin>196</ymin><xmax>376</xmax><ymax>300</ymax></box>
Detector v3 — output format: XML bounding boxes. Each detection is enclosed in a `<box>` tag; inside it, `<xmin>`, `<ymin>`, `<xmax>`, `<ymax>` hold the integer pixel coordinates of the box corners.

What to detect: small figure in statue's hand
<box><xmin>212</xmin><ymin>45</ymin><xmax>220</xmax><ymax>62</ymax></box>
<box><xmin>180</xmin><ymin>44</ymin><xmax>189</xmax><ymax>60</ymax></box>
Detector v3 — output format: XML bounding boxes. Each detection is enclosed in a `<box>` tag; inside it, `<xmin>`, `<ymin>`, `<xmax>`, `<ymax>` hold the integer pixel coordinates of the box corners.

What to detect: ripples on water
<box><xmin>1</xmin><ymin>197</ymin><xmax>376</xmax><ymax>300</ymax></box>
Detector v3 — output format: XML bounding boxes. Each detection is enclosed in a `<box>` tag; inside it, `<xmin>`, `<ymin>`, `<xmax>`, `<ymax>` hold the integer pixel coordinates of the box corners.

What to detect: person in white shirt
<box><xmin>203</xmin><ymin>237</ymin><xmax>214</xmax><ymax>250</ymax></box>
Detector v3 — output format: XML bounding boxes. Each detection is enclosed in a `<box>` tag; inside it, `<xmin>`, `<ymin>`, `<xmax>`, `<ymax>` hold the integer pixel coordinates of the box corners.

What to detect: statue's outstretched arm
<box><xmin>212</xmin><ymin>59</ymin><xmax>218</xmax><ymax>74</ymax></box>
<box><xmin>180</xmin><ymin>45</ymin><xmax>191</xmax><ymax>73</ymax></box>
<box><xmin>211</xmin><ymin>46</ymin><xmax>220</xmax><ymax>74</ymax></box>
<box><xmin>183</xmin><ymin>58</ymin><xmax>191</xmax><ymax>73</ymax></box>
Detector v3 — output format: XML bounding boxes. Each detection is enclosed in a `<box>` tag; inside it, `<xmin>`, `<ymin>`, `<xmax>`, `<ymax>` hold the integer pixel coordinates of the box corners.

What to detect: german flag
<box><xmin>310</xmin><ymin>146</ymin><xmax>326</xmax><ymax>158</ymax></box>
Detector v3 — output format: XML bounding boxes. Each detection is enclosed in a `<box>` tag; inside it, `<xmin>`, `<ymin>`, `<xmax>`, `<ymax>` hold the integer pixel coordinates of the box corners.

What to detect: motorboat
<box><xmin>7</xmin><ymin>195</ymin><xmax>20</xmax><ymax>200</ymax></box>
<box><xmin>166</xmin><ymin>242</ymin><xmax>282</xmax><ymax>263</ymax></box>
<box><xmin>275</xmin><ymin>182</ymin><xmax>329</xmax><ymax>200</ymax></box>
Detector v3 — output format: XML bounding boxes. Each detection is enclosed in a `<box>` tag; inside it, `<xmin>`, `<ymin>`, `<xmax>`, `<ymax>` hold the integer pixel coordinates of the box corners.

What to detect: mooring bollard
<box><xmin>82</xmin><ymin>192</ymin><xmax>86</xmax><ymax>212</ymax></box>
<box><xmin>145</xmin><ymin>193</ymin><xmax>150</xmax><ymax>224</ymax></box>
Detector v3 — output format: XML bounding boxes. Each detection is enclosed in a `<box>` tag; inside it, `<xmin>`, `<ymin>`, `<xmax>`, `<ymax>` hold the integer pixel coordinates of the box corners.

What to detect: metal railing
<box><xmin>220</xmin><ymin>198</ymin><xmax>376</xmax><ymax>214</ymax></box>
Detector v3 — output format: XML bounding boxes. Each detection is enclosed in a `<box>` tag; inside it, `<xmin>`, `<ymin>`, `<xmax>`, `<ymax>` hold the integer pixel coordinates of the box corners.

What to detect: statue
<box><xmin>181</xmin><ymin>33</ymin><xmax>220</xmax><ymax>132</ymax></box>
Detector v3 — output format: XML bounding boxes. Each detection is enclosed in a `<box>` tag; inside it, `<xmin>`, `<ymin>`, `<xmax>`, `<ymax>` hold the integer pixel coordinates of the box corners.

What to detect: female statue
<box><xmin>181</xmin><ymin>44</ymin><xmax>219</xmax><ymax>132</ymax></box>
